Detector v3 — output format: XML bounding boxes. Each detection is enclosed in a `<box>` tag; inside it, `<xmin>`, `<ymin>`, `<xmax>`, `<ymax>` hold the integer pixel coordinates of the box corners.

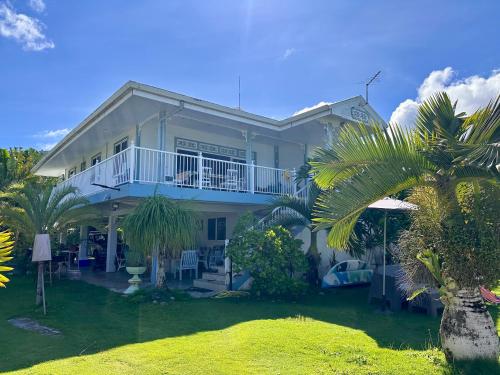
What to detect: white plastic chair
<box><xmin>201</xmin><ymin>166</ymin><xmax>212</xmax><ymax>188</ymax></box>
<box><xmin>176</xmin><ymin>250</ymin><xmax>198</xmax><ymax>281</ymax></box>
<box><xmin>224</xmin><ymin>169</ymin><xmax>239</xmax><ymax>190</ymax></box>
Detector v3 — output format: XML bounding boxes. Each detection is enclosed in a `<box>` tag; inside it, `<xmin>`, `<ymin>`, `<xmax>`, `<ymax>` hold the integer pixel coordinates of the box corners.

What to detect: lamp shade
<box><xmin>32</xmin><ymin>234</ymin><xmax>52</xmax><ymax>262</ymax></box>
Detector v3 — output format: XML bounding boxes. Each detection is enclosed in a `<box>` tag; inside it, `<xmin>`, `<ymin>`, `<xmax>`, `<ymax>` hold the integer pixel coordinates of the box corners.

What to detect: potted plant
<box><xmin>125</xmin><ymin>248</ymin><xmax>147</xmax><ymax>294</ymax></box>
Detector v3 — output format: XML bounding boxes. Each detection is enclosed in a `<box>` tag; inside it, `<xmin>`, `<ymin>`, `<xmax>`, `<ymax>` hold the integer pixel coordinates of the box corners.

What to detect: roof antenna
<box><xmin>238</xmin><ymin>76</ymin><xmax>241</xmax><ymax>110</ymax></box>
<box><xmin>365</xmin><ymin>70</ymin><xmax>381</xmax><ymax>104</ymax></box>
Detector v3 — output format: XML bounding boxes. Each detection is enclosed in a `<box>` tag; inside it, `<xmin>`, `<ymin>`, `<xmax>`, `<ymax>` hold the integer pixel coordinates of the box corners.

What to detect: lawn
<box><xmin>0</xmin><ymin>277</ymin><xmax>498</xmax><ymax>375</ymax></box>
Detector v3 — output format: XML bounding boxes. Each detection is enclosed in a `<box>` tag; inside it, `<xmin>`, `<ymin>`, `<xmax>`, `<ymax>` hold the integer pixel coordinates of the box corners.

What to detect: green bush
<box><xmin>226</xmin><ymin>222</ymin><xmax>308</xmax><ymax>298</ymax></box>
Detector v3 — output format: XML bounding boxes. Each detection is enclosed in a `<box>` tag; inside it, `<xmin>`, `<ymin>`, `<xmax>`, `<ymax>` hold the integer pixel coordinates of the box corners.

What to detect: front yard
<box><xmin>0</xmin><ymin>277</ymin><xmax>498</xmax><ymax>374</ymax></box>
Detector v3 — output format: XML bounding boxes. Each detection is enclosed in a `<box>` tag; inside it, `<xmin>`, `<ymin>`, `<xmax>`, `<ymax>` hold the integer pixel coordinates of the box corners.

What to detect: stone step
<box><xmin>202</xmin><ymin>272</ymin><xmax>225</xmax><ymax>282</ymax></box>
<box><xmin>193</xmin><ymin>279</ymin><xmax>227</xmax><ymax>292</ymax></box>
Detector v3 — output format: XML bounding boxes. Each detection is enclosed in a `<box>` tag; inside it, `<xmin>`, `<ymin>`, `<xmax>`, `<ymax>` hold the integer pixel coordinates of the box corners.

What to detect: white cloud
<box><xmin>28</xmin><ymin>0</ymin><xmax>45</xmax><ymax>13</ymax></box>
<box><xmin>37</xmin><ymin>142</ymin><xmax>57</xmax><ymax>151</ymax></box>
<box><xmin>34</xmin><ymin>128</ymin><xmax>70</xmax><ymax>150</ymax></box>
<box><xmin>35</xmin><ymin>128</ymin><xmax>71</xmax><ymax>139</ymax></box>
<box><xmin>390</xmin><ymin>67</ymin><xmax>500</xmax><ymax>131</ymax></box>
<box><xmin>282</xmin><ymin>47</ymin><xmax>296</xmax><ymax>60</ymax></box>
<box><xmin>0</xmin><ymin>1</ymin><xmax>54</xmax><ymax>51</ymax></box>
<box><xmin>293</xmin><ymin>101</ymin><xmax>332</xmax><ymax>116</ymax></box>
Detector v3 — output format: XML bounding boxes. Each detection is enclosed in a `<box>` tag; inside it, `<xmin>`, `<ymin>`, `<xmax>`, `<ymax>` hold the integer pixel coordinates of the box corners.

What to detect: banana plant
<box><xmin>0</xmin><ymin>225</ymin><xmax>14</xmax><ymax>287</ymax></box>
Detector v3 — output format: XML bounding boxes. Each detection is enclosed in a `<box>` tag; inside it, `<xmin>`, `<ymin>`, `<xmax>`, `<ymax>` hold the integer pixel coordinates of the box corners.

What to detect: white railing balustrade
<box><xmin>57</xmin><ymin>145</ymin><xmax>297</xmax><ymax>197</ymax></box>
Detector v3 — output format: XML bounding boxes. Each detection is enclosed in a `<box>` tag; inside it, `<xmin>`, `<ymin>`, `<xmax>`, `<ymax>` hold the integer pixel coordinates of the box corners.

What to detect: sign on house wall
<box><xmin>350</xmin><ymin>107</ymin><xmax>370</xmax><ymax>123</ymax></box>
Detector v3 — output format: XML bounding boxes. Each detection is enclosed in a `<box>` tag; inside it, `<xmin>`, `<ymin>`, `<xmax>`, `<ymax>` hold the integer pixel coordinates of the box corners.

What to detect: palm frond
<box><xmin>416</xmin><ymin>92</ymin><xmax>465</xmax><ymax>142</ymax></box>
<box><xmin>311</xmin><ymin>122</ymin><xmax>434</xmax><ymax>190</ymax></box>
<box><xmin>454</xmin><ymin>96</ymin><xmax>500</xmax><ymax>176</ymax></box>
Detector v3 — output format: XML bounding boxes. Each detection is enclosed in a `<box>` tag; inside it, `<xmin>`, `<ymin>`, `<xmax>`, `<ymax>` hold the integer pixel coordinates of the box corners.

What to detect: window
<box><xmin>91</xmin><ymin>153</ymin><xmax>101</xmax><ymax>166</ymax></box>
<box><xmin>80</xmin><ymin>161</ymin><xmax>87</xmax><ymax>172</ymax></box>
<box><xmin>208</xmin><ymin>217</ymin><xmax>226</xmax><ymax>240</ymax></box>
<box><xmin>114</xmin><ymin>137</ymin><xmax>128</xmax><ymax>154</ymax></box>
<box><xmin>68</xmin><ymin>167</ymin><xmax>77</xmax><ymax>178</ymax></box>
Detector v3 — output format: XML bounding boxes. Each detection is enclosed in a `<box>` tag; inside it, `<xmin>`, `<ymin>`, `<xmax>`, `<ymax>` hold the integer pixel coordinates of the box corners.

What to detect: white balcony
<box><xmin>57</xmin><ymin>146</ymin><xmax>297</xmax><ymax>198</ymax></box>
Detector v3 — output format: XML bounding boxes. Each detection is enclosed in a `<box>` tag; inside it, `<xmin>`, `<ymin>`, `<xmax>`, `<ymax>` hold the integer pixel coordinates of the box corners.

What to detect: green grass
<box><xmin>0</xmin><ymin>277</ymin><xmax>498</xmax><ymax>374</ymax></box>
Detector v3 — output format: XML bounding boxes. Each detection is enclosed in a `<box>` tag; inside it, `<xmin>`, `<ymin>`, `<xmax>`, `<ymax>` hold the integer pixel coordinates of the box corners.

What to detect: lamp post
<box><xmin>32</xmin><ymin>234</ymin><xmax>52</xmax><ymax>315</ymax></box>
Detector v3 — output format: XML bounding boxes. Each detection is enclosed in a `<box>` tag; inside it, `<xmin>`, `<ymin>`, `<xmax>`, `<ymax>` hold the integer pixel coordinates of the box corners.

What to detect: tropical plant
<box><xmin>0</xmin><ymin>225</ymin><xmax>14</xmax><ymax>287</ymax></box>
<box><xmin>0</xmin><ymin>181</ymin><xmax>96</xmax><ymax>305</ymax></box>
<box><xmin>268</xmin><ymin>178</ymin><xmax>322</xmax><ymax>285</ymax></box>
<box><xmin>122</xmin><ymin>195</ymin><xmax>198</xmax><ymax>288</ymax></box>
<box><xmin>0</xmin><ymin>147</ymin><xmax>43</xmax><ymax>189</ymax></box>
<box><xmin>226</xmin><ymin>223</ymin><xmax>307</xmax><ymax>298</ymax></box>
<box><xmin>311</xmin><ymin>93</ymin><xmax>499</xmax><ymax>361</ymax></box>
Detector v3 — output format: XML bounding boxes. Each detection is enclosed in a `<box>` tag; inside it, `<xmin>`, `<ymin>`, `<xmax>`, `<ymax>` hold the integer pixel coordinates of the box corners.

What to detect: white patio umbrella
<box><xmin>367</xmin><ymin>198</ymin><xmax>417</xmax><ymax>310</ymax></box>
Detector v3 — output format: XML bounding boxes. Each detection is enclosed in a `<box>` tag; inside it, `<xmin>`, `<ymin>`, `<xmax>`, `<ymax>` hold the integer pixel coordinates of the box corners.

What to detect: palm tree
<box><xmin>0</xmin><ymin>181</ymin><xmax>95</xmax><ymax>305</ymax></box>
<box><xmin>122</xmin><ymin>195</ymin><xmax>198</xmax><ymax>288</ymax></box>
<box><xmin>311</xmin><ymin>93</ymin><xmax>499</xmax><ymax>361</ymax></box>
<box><xmin>0</xmin><ymin>225</ymin><xmax>14</xmax><ymax>287</ymax></box>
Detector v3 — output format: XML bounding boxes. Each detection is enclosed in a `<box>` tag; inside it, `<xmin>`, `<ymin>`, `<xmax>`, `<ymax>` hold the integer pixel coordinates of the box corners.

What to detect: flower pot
<box><xmin>124</xmin><ymin>266</ymin><xmax>147</xmax><ymax>294</ymax></box>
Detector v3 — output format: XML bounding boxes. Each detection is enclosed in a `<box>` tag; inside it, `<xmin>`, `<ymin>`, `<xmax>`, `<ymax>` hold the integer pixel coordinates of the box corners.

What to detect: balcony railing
<box><xmin>57</xmin><ymin>145</ymin><xmax>297</xmax><ymax>197</ymax></box>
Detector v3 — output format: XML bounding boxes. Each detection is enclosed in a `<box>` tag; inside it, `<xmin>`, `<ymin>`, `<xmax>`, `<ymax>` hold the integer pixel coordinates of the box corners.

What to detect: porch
<box><xmin>57</xmin><ymin>145</ymin><xmax>297</xmax><ymax>199</ymax></box>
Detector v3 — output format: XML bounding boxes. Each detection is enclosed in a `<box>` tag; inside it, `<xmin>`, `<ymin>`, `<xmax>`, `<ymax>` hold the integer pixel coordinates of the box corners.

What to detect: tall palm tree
<box><xmin>122</xmin><ymin>195</ymin><xmax>198</xmax><ymax>288</ymax></box>
<box><xmin>311</xmin><ymin>93</ymin><xmax>499</xmax><ymax>361</ymax></box>
<box><xmin>0</xmin><ymin>181</ymin><xmax>95</xmax><ymax>305</ymax></box>
<box><xmin>0</xmin><ymin>225</ymin><xmax>14</xmax><ymax>287</ymax></box>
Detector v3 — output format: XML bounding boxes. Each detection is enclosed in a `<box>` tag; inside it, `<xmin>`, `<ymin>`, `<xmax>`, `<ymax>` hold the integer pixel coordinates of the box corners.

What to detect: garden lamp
<box><xmin>32</xmin><ymin>234</ymin><xmax>52</xmax><ymax>315</ymax></box>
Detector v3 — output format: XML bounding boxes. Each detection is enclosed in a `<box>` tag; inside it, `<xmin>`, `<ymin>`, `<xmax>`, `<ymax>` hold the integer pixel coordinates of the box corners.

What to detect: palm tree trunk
<box><xmin>155</xmin><ymin>255</ymin><xmax>166</xmax><ymax>288</ymax></box>
<box><xmin>36</xmin><ymin>261</ymin><xmax>44</xmax><ymax>305</ymax></box>
<box><xmin>440</xmin><ymin>288</ymin><xmax>499</xmax><ymax>361</ymax></box>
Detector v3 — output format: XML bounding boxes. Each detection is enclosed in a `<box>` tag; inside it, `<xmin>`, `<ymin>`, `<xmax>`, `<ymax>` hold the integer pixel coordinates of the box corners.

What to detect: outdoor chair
<box><xmin>208</xmin><ymin>247</ymin><xmax>224</xmax><ymax>269</ymax></box>
<box><xmin>201</xmin><ymin>166</ymin><xmax>212</xmax><ymax>188</ymax></box>
<box><xmin>175</xmin><ymin>250</ymin><xmax>199</xmax><ymax>281</ymax></box>
<box><xmin>224</xmin><ymin>169</ymin><xmax>239</xmax><ymax>191</ymax></box>
<box><xmin>174</xmin><ymin>171</ymin><xmax>190</xmax><ymax>186</ymax></box>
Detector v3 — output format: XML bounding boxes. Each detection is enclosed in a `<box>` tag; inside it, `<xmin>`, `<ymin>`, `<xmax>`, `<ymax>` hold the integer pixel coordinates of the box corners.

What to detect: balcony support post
<box><xmin>250</xmin><ymin>161</ymin><xmax>255</xmax><ymax>194</ymax></box>
<box><xmin>106</xmin><ymin>215</ymin><xmax>118</xmax><ymax>273</ymax></box>
<box><xmin>198</xmin><ymin>152</ymin><xmax>203</xmax><ymax>189</ymax></box>
<box><xmin>292</xmin><ymin>168</ymin><xmax>297</xmax><ymax>195</ymax></box>
<box><xmin>129</xmin><ymin>142</ymin><xmax>135</xmax><ymax>184</ymax></box>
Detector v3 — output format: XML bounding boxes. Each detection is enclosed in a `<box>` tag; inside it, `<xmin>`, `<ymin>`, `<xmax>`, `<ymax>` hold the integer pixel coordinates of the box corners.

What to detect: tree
<box><xmin>267</xmin><ymin>179</ymin><xmax>322</xmax><ymax>285</ymax></box>
<box><xmin>0</xmin><ymin>148</ymin><xmax>43</xmax><ymax>189</ymax></box>
<box><xmin>311</xmin><ymin>93</ymin><xmax>499</xmax><ymax>361</ymax></box>
<box><xmin>122</xmin><ymin>195</ymin><xmax>198</xmax><ymax>288</ymax></box>
<box><xmin>0</xmin><ymin>225</ymin><xmax>14</xmax><ymax>287</ymax></box>
<box><xmin>0</xmin><ymin>181</ymin><xmax>95</xmax><ymax>305</ymax></box>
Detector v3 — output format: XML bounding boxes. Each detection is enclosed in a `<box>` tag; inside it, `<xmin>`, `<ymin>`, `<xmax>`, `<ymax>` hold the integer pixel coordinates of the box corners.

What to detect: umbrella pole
<box><xmin>382</xmin><ymin>211</ymin><xmax>387</xmax><ymax>310</ymax></box>
<box><xmin>41</xmin><ymin>262</ymin><xmax>47</xmax><ymax>315</ymax></box>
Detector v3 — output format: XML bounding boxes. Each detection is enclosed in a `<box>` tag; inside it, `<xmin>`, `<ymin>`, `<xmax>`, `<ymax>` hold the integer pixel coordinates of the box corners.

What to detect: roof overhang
<box><xmin>33</xmin><ymin>81</ymin><xmax>386</xmax><ymax>176</ymax></box>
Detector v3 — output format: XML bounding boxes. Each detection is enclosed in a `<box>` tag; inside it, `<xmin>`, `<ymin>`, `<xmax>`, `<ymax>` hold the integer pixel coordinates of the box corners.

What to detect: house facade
<box><xmin>33</xmin><ymin>81</ymin><xmax>385</xmax><ymax>280</ymax></box>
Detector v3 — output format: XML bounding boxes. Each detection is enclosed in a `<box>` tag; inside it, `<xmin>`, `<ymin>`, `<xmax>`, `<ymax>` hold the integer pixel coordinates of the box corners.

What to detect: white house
<box><xmin>33</xmin><ymin>81</ymin><xmax>385</xmax><ymax>287</ymax></box>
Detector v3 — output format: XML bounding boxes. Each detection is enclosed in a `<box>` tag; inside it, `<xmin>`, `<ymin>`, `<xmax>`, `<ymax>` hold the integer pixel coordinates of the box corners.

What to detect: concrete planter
<box><xmin>125</xmin><ymin>266</ymin><xmax>147</xmax><ymax>294</ymax></box>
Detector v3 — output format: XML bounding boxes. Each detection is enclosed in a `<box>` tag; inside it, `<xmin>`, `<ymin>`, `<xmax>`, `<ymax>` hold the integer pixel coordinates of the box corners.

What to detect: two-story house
<box><xmin>33</xmin><ymin>81</ymin><xmax>385</xmax><ymax>282</ymax></box>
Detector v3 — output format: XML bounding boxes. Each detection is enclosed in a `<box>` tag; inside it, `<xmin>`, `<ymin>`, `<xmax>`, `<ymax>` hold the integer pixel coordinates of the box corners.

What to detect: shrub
<box><xmin>226</xmin><ymin>221</ymin><xmax>308</xmax><ymax>298</ymax></box>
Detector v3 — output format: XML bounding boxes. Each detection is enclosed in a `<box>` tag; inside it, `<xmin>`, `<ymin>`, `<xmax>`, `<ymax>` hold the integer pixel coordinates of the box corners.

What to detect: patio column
<box><xmin>157</xmin><ymin>111</ymin><xmax>167</xmax><ymax>182</ymax></box>
<box><xmin>79</xmin><ymin>225</ymin><xmax>89</xmax><ymax>266</ymax></box>
<box><xmin>106</xmin><ymin>215</ymin><xmax>118</xmax><ymax>272</ymax></box>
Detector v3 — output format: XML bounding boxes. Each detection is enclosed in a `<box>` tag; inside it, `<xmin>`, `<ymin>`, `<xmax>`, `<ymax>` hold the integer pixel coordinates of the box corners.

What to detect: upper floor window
<box><xmin>91</xmin><ymin>153</ymin><xmax>101</xmax><ymax>166</ymax></box>
<box><xmin>114</xmin><ymin>137</ymin><xmax>128</xmax><ymax>154</ymax></box>
<box><xmin>80</xmin><ymin>161</ymin><xmax>87</xmax><ymax>172</ymax></box>
<box><xmin>68</xmin><ymin>167</ymin><xmax>77</xmax><ymax>178</ymax></box>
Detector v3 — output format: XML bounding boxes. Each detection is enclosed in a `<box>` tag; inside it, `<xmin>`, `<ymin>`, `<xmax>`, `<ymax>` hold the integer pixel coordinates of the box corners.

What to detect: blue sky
<box><xmin>1</xmin><ymin>0</ymin><xmax>499</xmax><ymax>149</ymax></box>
